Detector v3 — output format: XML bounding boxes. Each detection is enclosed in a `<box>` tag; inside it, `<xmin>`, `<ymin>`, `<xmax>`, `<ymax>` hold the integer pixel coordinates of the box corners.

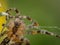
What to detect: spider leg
<box><xmin>0</xmin><ymin>30</ymin><xmax>7</xmax><ymax>37</ymax></box>
<box><xmin>27</xmin><ymin>29</ymin><xmax>60</xmax><ymax>38</ymax></box>
<box><xmin>5</xmin><ymin>8</ymin><xmax>39</xmax><ymax>28</ymax></box>
<box><xmin>0</xmin><ymin>37</ymin><xmax>10</xmax><ymax>45</ymax></box>
<box><xmin>5</xmin><ymin>8</ymin><xmax>20</xmax><ymax>20</ymax></box>
<box><xmin>18</xmin><ymin>15</ymin><xmax>39</xmax><ymax>29</ymax></box>
<box><xmin>6</xmin><ymin>8</ymin><xmax>20</xmax><ymax>15</ymax></box>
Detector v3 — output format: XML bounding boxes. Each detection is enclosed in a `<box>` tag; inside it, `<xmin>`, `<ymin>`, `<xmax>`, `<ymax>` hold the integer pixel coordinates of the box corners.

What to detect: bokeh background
<box><xmin>0</xmin><ymin>0</ymin><xmax>60</xmax><ymax>45</ymax></box>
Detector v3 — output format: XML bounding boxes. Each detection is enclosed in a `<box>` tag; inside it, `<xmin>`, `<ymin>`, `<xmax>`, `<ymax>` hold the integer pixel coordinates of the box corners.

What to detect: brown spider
<box><xmin>0</xmin><ymin>8</ymin><xmax>60</xmax><ymax>45</ymax></box>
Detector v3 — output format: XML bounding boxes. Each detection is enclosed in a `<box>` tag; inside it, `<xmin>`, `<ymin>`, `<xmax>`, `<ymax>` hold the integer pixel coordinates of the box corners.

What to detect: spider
<box><xmin>0</xmin><ymin>8</ymin><xmax>60</xmax><ymax>45</ymax></box>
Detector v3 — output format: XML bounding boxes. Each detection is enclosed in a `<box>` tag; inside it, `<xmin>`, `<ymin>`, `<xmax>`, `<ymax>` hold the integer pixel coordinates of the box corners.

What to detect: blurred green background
<box><xmin>2</xmin><ymin>0</ymin><xmax>60</xmax><ymax>45</ymax></box>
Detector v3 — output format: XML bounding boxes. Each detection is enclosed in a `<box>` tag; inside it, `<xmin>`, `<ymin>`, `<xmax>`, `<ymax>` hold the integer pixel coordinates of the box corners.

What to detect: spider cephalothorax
<box><xmin>0</xmin><ymin>8</ymin><xmax>39</xmax><ymax>45</ymax></box>
<box><xmin>0</xmin><ymin>8</ymin><xmax>60</xmax><ymax>45</ymax></box>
